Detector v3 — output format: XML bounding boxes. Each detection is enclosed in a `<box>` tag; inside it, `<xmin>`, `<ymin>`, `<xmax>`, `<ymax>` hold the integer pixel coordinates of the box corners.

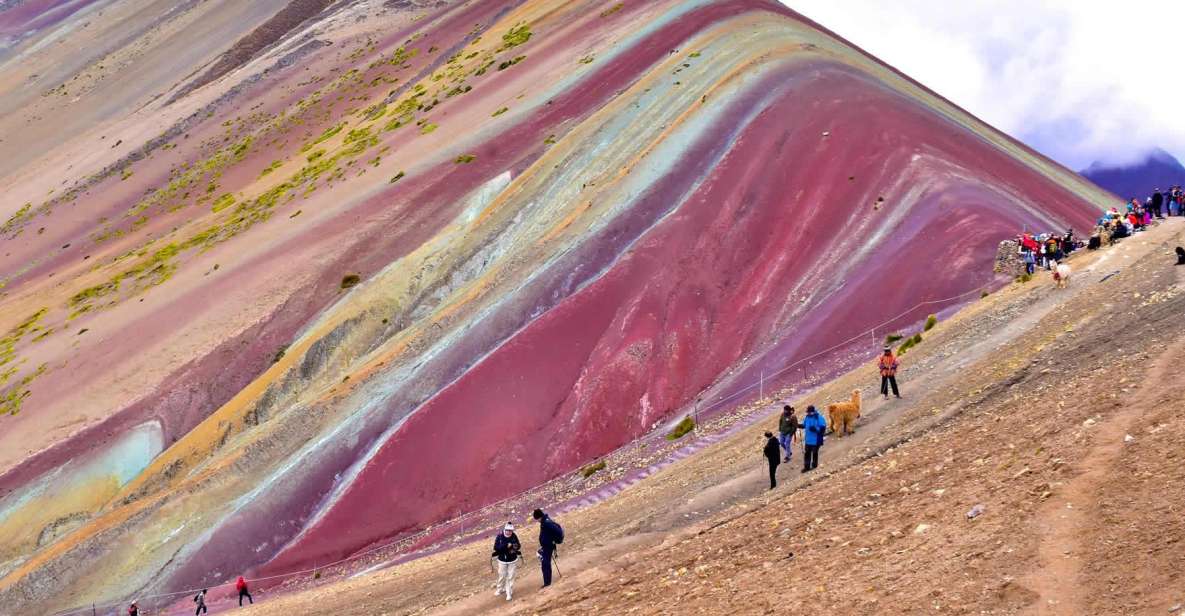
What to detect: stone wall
<box><xmin>994</xmin><ymin>240</ymin><xmax>1024</xmax><ymax>276</ymax></box>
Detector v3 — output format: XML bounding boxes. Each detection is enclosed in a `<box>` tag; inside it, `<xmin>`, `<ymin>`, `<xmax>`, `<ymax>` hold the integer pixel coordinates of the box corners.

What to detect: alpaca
<box><xmin>827</xmin><ymin>389</ymin><xmax>861</xmax><ymax>436</ymax></box>
<box><xmin>1053</xmin><ymin>262</ymin><xmax>1071</xmax><ymax>289</ymax></box>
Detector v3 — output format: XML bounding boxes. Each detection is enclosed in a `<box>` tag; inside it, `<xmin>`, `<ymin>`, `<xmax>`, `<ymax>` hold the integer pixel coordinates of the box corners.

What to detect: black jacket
<box><xmin>763</xmin><ymin>436</ymin><xmax>781</xmax><ymax>462</ymax></box>
<box><xmin>538</xmin><ymin>515</ymin><xmax>562</xmax><ymax>551</ymax></box>
<box><xmin>493</xmin><ymin>532</ymin><xmax>522</xmax><ymax>563</ymax></box>
<box><xmin>1152</xmin><ymin>192</ymin><xmax>1164</xmax><ymax>207</ymax></box>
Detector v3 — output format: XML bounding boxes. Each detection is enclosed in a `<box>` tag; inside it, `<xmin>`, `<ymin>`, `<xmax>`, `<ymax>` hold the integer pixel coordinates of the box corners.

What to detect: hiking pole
<box><xmin>553</xmin><ymin>550</ymin><xmax>563</xmax><ymax>580</ymax></box>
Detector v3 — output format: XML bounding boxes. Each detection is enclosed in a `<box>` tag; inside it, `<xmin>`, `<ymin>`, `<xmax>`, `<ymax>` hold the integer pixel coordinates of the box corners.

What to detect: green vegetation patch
<box><xmin>897</xmin><ymin>333</ymin><xmax>923</xmax><ymax>355</ymax></box>
<box><xmin>1</xmin><ymin>203</ymin><xmax>34</xmax><ymax>238</ymax></box>
<box><xmin>0</xmin><ymin>308</ymin><xmax>51</xmax><ymax>416</ymax></box>
<box><xmin>580</xmin><ymin>460</ymin><xmax>607</xmax><ymax>478</ymax></box>
<box><xmin>666</xmin><ymin>415</ymin><xmax>696</xmax><ymax>440</ymax></box>
<box><xmin>499</xmin><ymin>23</ymin><xmax>532</xmax><ymax>50</ymax></box>
<box><xmin>599</xmin><ymin>3</ymin><xmax>624</xmax><ymax>18</ymax></box>
<box><xmin>924</xmin><ymin>314</ymin><xmax>938</xmax><ymax>331</ymax></box>
<box><xmin>308</xmin><ymin>123</ymin><xmax>345</xmax><ymax>148</ymax></box>
<box><xmin>260</xmin><ymin>160</ymin><xmax>283</xmax><ymax>177</ymax></box>
<box><xmin>455</xmin><ymin>154</ymin><xmax>476</xmax><ymax>164</ymax></box>
<box><xmin>211</xmin><ymin>193</ymin><xmax>236</xmax><ymax>213</ymax></box>
<box><xmin>498</xmin><ymin>56</ymin><xmax>526</xmax><ymax>71</ymax></box>
<box><xmin>883</xmin><ymin>333</ymin><xmax>903</xmax><ymax>345</ymax></box>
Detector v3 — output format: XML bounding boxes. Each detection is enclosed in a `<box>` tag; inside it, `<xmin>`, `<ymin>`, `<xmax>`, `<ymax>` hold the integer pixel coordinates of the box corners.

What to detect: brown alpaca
<box><xmin>827</xmin><ymin>389</ymin><xmax>861</xmax><ymax>436</ymax></box>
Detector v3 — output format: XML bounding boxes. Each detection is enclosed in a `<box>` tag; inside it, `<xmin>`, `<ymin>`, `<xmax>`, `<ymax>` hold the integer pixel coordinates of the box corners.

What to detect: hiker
<box><xmin>763</xmin><ymin>431</ymin><xmax>781</xmax><ymax>489</ymax></box>
<box><xmin>236</xmin><ymin>575</ymin><xmax>253</xmax><ymax>606</ymax></box>
<box><xmin>1176</xmin><ymin>247</ymin><xmax>1185</xmax><ymax>266</ymax></box>
<box><xmin>492</xmin><ymin>522</ymin><xmax>522</xmax><ymax>601</ymax></box>
<box><xmin>778</xmin><ymin>405</ymin><xmax>798</xmax><ymax>463</ymax></box>
<box><xmin>878</xmin><ymin>347</ymin><xmax>901</xmax><ymax>399</ymax></box>
<box><xmin>800</xmin><ymin>405</ymin><xmax>827</xmax><ymax>473</ymax></box>
<box><xmin>128</xmin><ymin>602</ymin><xmax>139</xmax><ymax>616</ymax></box>
<box><xmin>194</xmin><ymin>589</ymin><xmax>208</xmax><ymax>615</ymax></box>
<box><xmin>533</xmin><ymin>509</ymin><xmax>564</xmax><ymax>588</ymax></box>
<box><xmin>1152</xmin><ymin>188</ymin><xmax>1164</xmax><ymax>218</ymax></box>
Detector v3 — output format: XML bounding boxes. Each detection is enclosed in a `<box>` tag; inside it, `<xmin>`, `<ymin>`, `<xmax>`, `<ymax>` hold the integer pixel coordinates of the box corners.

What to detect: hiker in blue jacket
<box><xmin>533</xmin><ymin>508</ymin><xmax>564</xmax><ymax>588</ymax></box>
<box><xmin>800</xmin><ymin>405</ymin><xmax>827</xmax><ymax>473</ymax></box>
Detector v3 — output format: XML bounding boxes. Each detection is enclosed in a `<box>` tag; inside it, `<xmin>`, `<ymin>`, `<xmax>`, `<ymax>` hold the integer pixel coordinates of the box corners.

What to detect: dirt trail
<box><xmin>1025</xmin><ymin>330</ymin><xmax>1184</xmax><ymax>615</ymax></box>
<box><xmin>237</xmin><ymin>220</ymin><xmax>1185</xmax><ymax>616</ymax></box>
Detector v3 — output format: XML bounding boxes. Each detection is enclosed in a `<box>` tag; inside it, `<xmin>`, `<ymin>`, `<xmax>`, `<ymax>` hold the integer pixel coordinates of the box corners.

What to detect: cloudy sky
<box><xmin>785</xmin><ymin>1</ymin><xmax>1185</xmax><ymax>171</ymax></box>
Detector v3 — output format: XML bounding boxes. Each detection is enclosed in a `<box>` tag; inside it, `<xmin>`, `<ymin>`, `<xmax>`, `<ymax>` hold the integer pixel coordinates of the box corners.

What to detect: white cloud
<box><xmin>785</xmin><ymin>0</ymin><xmax>1185</xmax><ymax>170</ymax></box>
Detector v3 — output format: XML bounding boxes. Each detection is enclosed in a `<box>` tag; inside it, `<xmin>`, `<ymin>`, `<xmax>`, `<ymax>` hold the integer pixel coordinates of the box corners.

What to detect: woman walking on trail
<box><xmin>763</xmin><ymin>432</ymin><xmax>781</xmax><ymax>489</ymax></box>
<box><xmin>236</xmin><ymin>575</ymin><xmax>253</xmax><ymax>606</ymax></box>
<box><xmin>879</xmin><ymin>347</ymin><xmax>901</xmax><ymax>399</ymax></box>
<box><xmin>492</xmin><ymin>522</ymin><xmax>522</xmax><ymax>601</ymax></box>
<box><xmin>778</xmin><ymin>405</ymin><xmax>798</xmax><ymax>463</ymax></box>
<box><xmin>193</xmin><ymin>589</ymin><xmax>208</xmax><ymax>615</ymax></box>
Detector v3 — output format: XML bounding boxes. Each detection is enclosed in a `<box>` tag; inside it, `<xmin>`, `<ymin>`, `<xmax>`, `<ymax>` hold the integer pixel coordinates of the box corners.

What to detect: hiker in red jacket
<box><xmin>878</xmin><ymin>347</ymin><xmax>901</xmax><ymax>399</ymax></box>
<box><xmin>236</xmin><ymin>576</ymin><xmax>254</xmax><ymax>606</ymax></box>
<box><xmin>128</xmin><ymin>601</ymin><xmax>139</xmax><ymax>616</ymax></box>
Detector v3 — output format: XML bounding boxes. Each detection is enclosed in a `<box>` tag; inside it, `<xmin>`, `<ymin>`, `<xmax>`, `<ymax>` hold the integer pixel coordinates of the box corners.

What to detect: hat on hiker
<box><xmin>883</xmin><ymin>346</ymin><xmax>891</xmax><ymax>352</ymax></box>
<box><xmin>504</xmin><ymin>523</ymin><xmax>515</xmax><ymax>532</ymax></box>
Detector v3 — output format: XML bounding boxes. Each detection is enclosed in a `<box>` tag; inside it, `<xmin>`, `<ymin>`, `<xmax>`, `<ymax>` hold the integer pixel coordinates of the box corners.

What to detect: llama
<box><xmin>827</xmin><ymin>389</ymin><xmax>861</xmax><ymax>436</ymax></box>
<box><xmin>1053</xmin><ymin>262</ymin><xmax>1071</xmax><ymax>289</ymax></box>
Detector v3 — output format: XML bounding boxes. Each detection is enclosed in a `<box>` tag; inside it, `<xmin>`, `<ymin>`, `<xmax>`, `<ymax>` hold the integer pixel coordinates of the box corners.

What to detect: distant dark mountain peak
<box><xmin>1081</xmin><ymin>148</ymin><xmax>1185</xmax><ymax>199</ymax></box>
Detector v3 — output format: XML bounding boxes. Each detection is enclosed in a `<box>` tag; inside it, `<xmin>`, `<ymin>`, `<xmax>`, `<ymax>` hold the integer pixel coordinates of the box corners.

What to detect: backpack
<box><xmin>551</xmin><ymin>519</ymin><xmax>564</xmax><ymax>545</ymax></box>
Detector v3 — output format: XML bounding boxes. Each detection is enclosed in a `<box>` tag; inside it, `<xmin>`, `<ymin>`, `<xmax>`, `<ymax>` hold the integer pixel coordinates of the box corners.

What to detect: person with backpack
<box><xmin>236</xmin><ymin>575</ymin><xmax>253</xmax><ymax>606</ymax></box>
<box><xmin>492</xmin><ymin>522</ymin><xmax>522</xmax><ymax>601</ymax></box>
<box><xmin>762</xmin><ymin>431</ymin><xmax>782</xmax><ymax>489</ymax></box>
<box><xmin>801</xmin><ymin>405</ymin><xmax>827</xmax><ymax>473</ymax></box>
<box><xmin>532</xmin><ymin>508</ymin><xmax>563</xmax><ymax>588</ymax></box>
<box><xmin>1151</xmin><ymin>188</ymin><xmax>1164</xmax><ymax>218</ymax></box>
<box><xmin>193</xmin><ymin>589</ymin><xmax>208</xmax><ymax>615</ymax></box>
<box><xmin>878</xmin><ymin>347</ymin><xmax>901</xmax><ymax>399</ymax></box>
<box><xmin>777</xmin><ymin>405</ymin><xmax>798</xmax><ymax>463</ymax></box>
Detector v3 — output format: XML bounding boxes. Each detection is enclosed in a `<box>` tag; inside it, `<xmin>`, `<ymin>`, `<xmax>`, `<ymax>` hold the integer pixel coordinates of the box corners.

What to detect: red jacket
<box><xmin>878</xmin><ymin>354</ymin><xmax>899</xmax><ymax>377</ymax></box>
<box><xmin>237</xmin><ymin>576</ymin><xmax>248</xmax><ymax>592</ymax></box>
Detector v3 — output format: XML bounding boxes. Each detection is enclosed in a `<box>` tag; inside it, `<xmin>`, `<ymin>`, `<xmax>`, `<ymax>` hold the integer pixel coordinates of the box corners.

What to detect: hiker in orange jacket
<box><xmin>878</xmin><ymin>347</ymin><xmax>901</xmax><ymax>399</ymax></box>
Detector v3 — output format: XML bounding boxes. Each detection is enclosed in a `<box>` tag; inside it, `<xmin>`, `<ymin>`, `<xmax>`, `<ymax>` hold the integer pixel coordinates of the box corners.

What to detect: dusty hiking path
<box><xmin>237</xmin><ymin>219</ymin><xmax>1185</xmax><ymax>615</ymax></box>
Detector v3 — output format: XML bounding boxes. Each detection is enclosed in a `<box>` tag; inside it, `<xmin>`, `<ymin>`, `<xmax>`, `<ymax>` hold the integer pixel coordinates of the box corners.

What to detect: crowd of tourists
<box><xmin>1090</xmin><ymin>185</ymin><xmax>1183</xmax><ymax>249</ymax></box>
<box><xmin>1016</xmin><ymin>229</ymin><xmax>1079</xmax><ymax>273</ymax></box>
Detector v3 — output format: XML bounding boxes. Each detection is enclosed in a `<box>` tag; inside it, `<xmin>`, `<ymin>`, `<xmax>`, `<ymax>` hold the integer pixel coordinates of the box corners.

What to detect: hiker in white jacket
<box><xmin>492</xmin><ymin>523</ymin><xmax>522</xmax><ymax>601</ymax></box>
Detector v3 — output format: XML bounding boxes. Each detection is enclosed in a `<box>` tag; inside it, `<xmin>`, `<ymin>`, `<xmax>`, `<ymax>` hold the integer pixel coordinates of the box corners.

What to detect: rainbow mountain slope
<box><xmin>0</xmin><ymin>0</ymin><xmax>1108</xmax><ymax>611</ymax></box>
